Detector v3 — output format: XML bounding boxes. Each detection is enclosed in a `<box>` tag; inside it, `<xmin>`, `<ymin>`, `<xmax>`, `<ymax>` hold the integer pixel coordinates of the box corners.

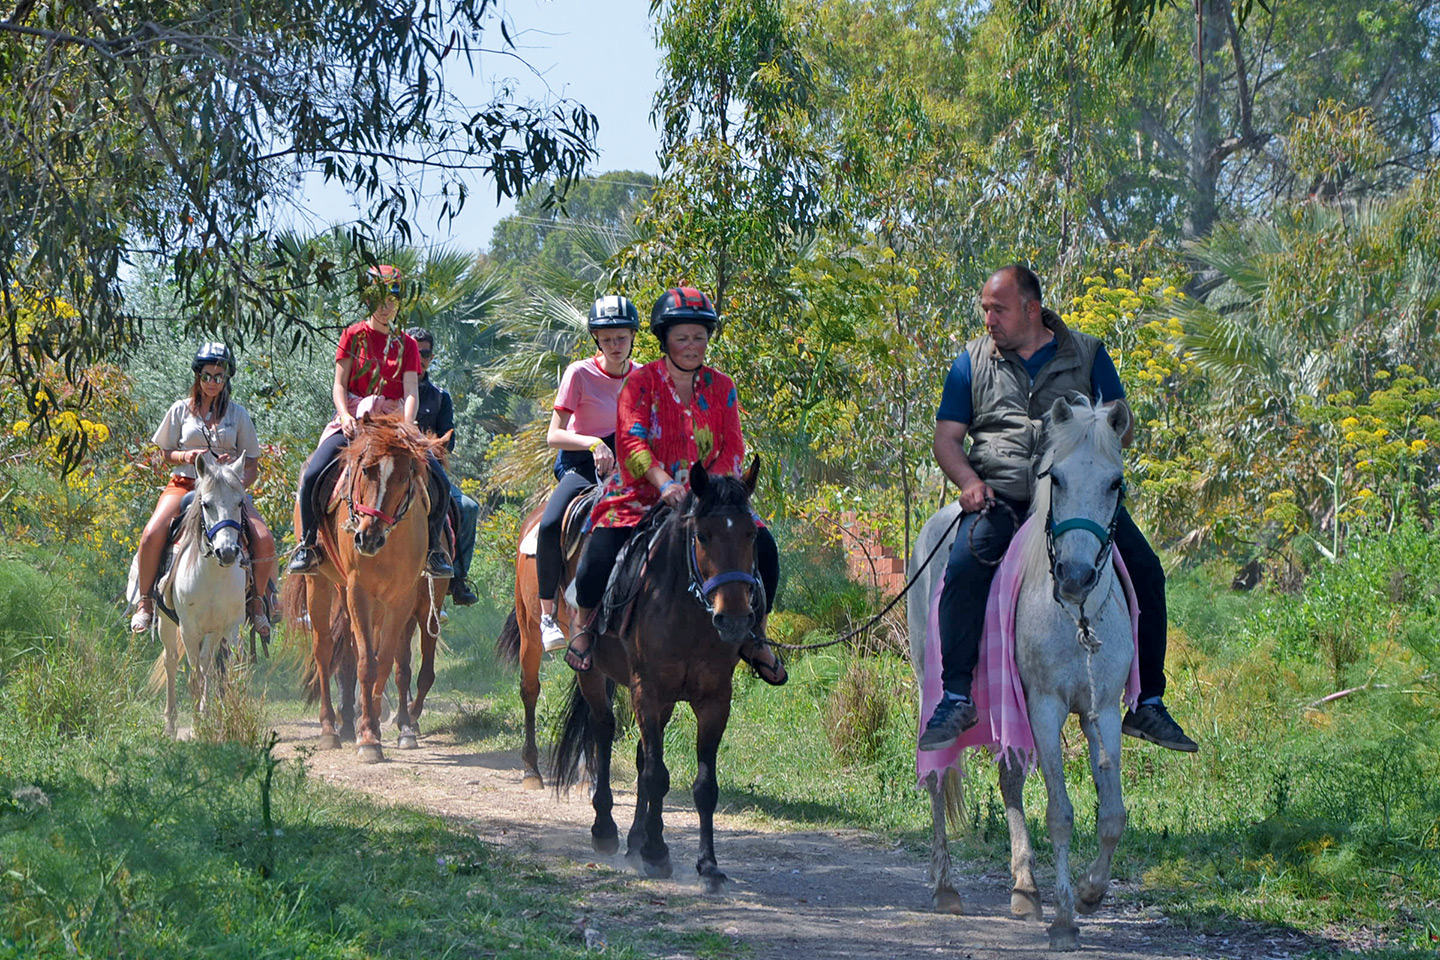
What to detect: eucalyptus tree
<box><xmin>1</xmin><ymin>0</ymin><xmax>596</xmax><ymax>464</ymax></box>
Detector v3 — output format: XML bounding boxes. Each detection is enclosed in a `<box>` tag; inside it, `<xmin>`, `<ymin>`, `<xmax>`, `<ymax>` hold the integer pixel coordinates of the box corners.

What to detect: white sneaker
<box><xmin>540</xmin><ymin>614</ymin><xmax>567</xmax><ymax>652</ymax></box>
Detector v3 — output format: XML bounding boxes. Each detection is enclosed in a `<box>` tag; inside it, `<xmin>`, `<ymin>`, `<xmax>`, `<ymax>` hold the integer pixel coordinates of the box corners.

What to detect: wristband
<box><xmin>589</xmin><ymin>439</ymin><xmax>604</xmax><ymax>454</ymax></box>
<box><xmin>659</xmin><ymin>479</ymin><xmax>679</xmax><ymax>495</ymax></box>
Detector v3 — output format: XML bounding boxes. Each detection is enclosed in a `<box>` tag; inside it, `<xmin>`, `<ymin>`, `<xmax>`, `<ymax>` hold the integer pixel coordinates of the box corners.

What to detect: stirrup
<box><xmin>287</xmin><ymin>543</ymin><xmax>323</xmax><ymax>574</ymax></box>
<box><xmin>130</xmin><ymin>603</ymin><xmax>154</xmax><ymax>634</ymax></box>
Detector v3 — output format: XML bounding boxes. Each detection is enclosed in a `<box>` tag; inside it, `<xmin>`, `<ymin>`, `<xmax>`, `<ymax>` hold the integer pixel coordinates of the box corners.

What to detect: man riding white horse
<box><xmin>918</xmin><ymin>263</ymin><xmax>1197</xmax><ymax>754</ymax></box>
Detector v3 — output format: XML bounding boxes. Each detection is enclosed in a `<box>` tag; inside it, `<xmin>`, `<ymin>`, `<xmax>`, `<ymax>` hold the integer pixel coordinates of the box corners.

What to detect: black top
<box><xmin>416</xmin><ymin>374</ymin><xmax>455</xmax><ymax>451</ymax></box>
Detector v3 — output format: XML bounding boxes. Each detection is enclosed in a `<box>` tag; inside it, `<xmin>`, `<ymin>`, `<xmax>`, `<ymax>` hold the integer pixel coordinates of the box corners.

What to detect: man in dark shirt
<box><xmin>408</xmin><ymin>327</ymin><xmax>480</xmax><ymax>606</ymax></box>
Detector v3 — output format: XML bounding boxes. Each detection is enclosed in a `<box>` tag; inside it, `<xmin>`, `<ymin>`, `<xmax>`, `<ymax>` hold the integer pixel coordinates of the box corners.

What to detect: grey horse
<box><xmin>910</xmin><ymin>396</ymin><xmax>1135</xmax><ymax>951</ymax></box>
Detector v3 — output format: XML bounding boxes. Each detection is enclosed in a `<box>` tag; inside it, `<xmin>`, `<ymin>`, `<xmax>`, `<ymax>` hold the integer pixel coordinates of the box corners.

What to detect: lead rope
<box><xmin>426</xmin><ymin>574</ymin><xmax>442</xmax><ymax>638</ymax></box>
<box><xmin>1059</xmin><ymin>596</ymin><xmax>1113</xmax><ymax>771</ymax></box>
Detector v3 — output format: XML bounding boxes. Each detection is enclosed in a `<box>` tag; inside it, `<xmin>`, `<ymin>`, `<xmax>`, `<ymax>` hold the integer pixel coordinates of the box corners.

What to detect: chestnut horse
<box><xmin>288</xmin><ymin>412</ymin><xmax>449</xmax><ymax>763</ymax></box>
<box><xmin>495</xmin><ymin>491</ymin><xmax>592</xmax><ymax>789</ymax></box>
<box><xmin>552</xmin><ymin>458</ymin><xmax>763</xmax><ymax>891</ymax></box>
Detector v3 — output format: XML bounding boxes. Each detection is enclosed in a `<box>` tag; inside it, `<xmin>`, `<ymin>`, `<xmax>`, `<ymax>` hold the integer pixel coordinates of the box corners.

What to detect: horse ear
<box><xmin>1106</xmin><ymin>399</ymin><xmax>1132</xmax><ymax>438</ymax></box>
<box><xmin>1049</xmin><ymin>396</ymin><xmax>1074</xmax><ymax>424</ymax></box>
<box><xmin>690</xmin><ymin>461</ymin><xmax>709</xmax><ymax>500</ymax></box>
<box><xmin>194</xmin><ymin>452</ymin><xmax>209</xmax><ymax>477</ymax></box>
<box><xmin>743</xmin><ymin>455</ymin><xmax>760</xmax><ymax>494</ymax></box>
<box><xmin>359</xmin><ymin>411</ymin><xmax>373</xmax><ymax>426</ymax></box>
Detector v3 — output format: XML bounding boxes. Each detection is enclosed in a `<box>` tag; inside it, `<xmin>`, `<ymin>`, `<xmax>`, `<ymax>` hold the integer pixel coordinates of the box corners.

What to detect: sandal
<box><xmin>564</xmin><ymin>635</ymin><xmax>594</xmax><ymax>673</ymax></box>
<box><xmin>738</xmin><ymin>642</ymin><xmax>787</xmax><ymax>686</ymax></box>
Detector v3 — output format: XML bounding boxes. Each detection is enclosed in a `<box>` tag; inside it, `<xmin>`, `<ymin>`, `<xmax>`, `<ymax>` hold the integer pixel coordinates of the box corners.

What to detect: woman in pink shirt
<box><xmin>534</xmin><ymin>295</ymin><xmax>639</xmax><ymax>651</ymax></box>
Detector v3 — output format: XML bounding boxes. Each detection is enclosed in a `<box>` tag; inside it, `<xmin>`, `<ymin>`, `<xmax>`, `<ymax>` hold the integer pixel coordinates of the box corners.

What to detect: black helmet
<box><xmin>192</xmin><ymin>342</ymin><xmax>235</xmax><ymax>376</ymax></box>
<box><xmin>588</xmin><ymin>295</ymin><xmax>640</xmax><ymax>331</ymax></box>
<box><xmin>649</xmin><ymin>287</ymin><xmax>717</xmax><ymax>342</ymax></box>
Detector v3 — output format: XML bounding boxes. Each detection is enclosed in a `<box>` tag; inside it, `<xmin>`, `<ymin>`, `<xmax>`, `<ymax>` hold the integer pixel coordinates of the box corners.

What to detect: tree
<box><xmin>1</xmin><ymin>0</ymin><xmax>597</xmax><ymax>463</ymax></box>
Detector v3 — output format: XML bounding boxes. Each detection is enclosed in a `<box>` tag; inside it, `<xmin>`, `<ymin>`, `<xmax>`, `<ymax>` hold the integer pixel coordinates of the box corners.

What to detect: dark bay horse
<box><xmin>285</xmin><ymin>412</ymin><xmax>449</xmax><ymax>763</ymax></box>
<box><xmin>552</xmin><ymin>458</ymin><xmax>763</xmax><ymax>892</ymax></box>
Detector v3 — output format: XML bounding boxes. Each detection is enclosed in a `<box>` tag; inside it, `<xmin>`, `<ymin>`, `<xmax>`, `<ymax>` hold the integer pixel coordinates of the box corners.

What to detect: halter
<box><xmin>342</xmin><ymin>455</ymin><xmax>418</xmax><ymax>533</ymax></box>
<box><xmin>685</xmin><ymin>512</ymin><xmax>764</xmax><ymax>618</ymax></box>
<box><xmin>1043</xmin><ymin>477</ymin><xmax>1125</xmax><ymax>607</ymax></box>
<box><xmin>201</xmin><ymin>516</ymin><xmax>244</xmax><ymax>557</ymax></box>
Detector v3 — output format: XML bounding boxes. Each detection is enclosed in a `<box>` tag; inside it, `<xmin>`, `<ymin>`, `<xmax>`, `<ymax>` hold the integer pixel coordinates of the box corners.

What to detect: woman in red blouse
<box><xmin>563</xmin><ymin>287</ymin><xmax>784</xmax><ymax>685</ymax></box>
<box><xmin>287</xmin><ymin>265</ymin><xmax>453</xmax><ymax>577</ymax></box>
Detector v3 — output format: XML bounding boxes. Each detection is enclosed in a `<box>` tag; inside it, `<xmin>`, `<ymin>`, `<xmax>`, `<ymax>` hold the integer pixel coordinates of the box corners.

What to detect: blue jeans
<box><xmin>450</xmin><ymin>482</ymin><xmax>479</xmax><ymax>582</ymax></box>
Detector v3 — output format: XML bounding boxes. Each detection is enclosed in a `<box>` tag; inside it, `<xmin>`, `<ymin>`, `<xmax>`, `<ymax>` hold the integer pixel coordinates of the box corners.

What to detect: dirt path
<box><xmin>271</xmin><ymin>717</ymin><xmax>1332</xmax><ymax>960</ymax></box>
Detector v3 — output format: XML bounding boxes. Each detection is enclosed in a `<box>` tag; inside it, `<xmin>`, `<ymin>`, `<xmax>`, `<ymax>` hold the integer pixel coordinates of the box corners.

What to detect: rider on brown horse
<box><xmin>534</xmin><ymin>295</ymin><xmax>641</xmax><ymax>652</ymax></box>
<box><xmin>287</xmin><ymin>264</ymin><xmax>453</xmax><ymax>578</ymax></box>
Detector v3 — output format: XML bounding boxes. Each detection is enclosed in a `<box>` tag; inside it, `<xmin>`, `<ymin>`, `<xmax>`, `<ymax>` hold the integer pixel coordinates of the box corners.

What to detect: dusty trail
<box><xmin>270</xmin><ymin>716</ymin><xmax>1332</xmax><ymax>960</ymax></box>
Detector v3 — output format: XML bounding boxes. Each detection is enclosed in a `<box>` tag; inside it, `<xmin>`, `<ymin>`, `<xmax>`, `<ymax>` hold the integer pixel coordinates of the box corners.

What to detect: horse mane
<box><xmin>338</xmin><ymin>413</ymin><xmax>438</xmax><ymax>483</ymax></box>
<box><xmin>1016</xmin><ymin>397</ymin><xmax>1125</xmax><ymax>583</ymax></box>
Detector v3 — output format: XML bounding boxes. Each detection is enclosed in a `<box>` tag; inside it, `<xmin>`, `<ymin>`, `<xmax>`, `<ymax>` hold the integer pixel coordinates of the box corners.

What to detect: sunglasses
<box><xmin>418</xmin><ymin>348</ymin><xmax>433</xmax><ymax>358</ymax></box>
<box><xmin>198</xmin><ymin>372</ymin><xmax>229</xmax><ymax>384</ymax></box>
<box><xmin>388</xmin><ymin>281</ymin><xmax>403</xmax><ymax>294</ymax></box>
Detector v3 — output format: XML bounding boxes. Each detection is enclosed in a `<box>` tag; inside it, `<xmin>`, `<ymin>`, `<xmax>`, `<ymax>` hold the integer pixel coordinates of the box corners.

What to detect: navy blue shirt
<box><xmin>936</xmin><ymin>340</ymin><xmax>1124</xmax><ymax>424</ymax></box>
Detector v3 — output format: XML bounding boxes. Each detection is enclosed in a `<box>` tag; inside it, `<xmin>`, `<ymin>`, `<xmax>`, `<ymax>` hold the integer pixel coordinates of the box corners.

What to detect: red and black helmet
<box><xmin>649</xmin><ymin>287</ymin><xmax>717</xmax><ymax>342</ymax></box>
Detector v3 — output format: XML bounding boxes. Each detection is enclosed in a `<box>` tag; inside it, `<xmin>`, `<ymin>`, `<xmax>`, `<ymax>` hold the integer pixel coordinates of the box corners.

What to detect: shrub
<box><xmin>824</xmin><ymin>658</ymin><xmax>903</xmax><ymax>765</ymax></box>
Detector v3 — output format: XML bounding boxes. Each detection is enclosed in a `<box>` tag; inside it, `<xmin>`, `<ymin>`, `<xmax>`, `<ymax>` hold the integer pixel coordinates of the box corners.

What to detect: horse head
<box><xmin>342</xmin><ymin>414</ymin><xmax>440</xmax><ymax>556</ymax></box>
<box><xmin>1038</xmin><ymin>397</ymin><xmax>1130</xmax><ymax>605</ymax></box>
<box><xmin>686</xmin><ymin>456</ymin><xmax>762</xmax><ymax>645</ymax></box>
<box><xmin>193</xmin><ymin>452</ymin><xmax>247</xmax><ymax>567</ymax></box>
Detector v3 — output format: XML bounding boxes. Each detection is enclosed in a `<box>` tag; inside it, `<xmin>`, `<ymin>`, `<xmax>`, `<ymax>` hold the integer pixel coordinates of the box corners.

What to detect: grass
<box><xmin>6</xmin><ymin>522</ymin><xmax>1440</xmax><ymax>957</ymax></box>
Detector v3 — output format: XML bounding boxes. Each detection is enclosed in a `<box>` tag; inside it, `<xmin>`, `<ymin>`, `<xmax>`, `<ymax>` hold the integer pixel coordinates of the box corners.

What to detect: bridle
<box><xmin>1040</xmin><ymin>469</ymin><xmax>1126</xmax><ymax>642</ymax></box>
<box><xmin>685</xmin><ymin>510</ymin><xmax>765</xmax><ymax>618</ymax></box>
<box><xmin>342</xmin><ymin>454</ymin><xmax>418</xmax><ymax>533</ymax></box>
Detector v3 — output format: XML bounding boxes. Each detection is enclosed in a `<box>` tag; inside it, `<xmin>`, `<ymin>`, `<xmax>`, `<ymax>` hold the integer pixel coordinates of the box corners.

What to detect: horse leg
<box><xmin>692</xmin><ymin>696</ymin><xmax>731</xmax><ymax>892</ymax></box>
<box><xmin>926</xmin><ymin>769</ymin><xmax>965</xmax><ymax>914</ymax></box>
<box><xmin>348</xmin><ymin>589</ymin><xmax>385</xmax><ymax>763</ymax></box>
<box><xmin>1032</xmin><ymin>698</ymin><xmax>1080</xmax><ymax>951</ymax></box>
<box><xmin>309</xmin><ymin>584</ymin><xmax>343</xmax><ymax>749</ymax></box>
<box><xmin>412</xmin><ymin>605</ymin><xmax>438</xmax><ymax>723</ymax></box>
<box><xmin>159</xmin><ymin>619</ymin><xmax>181</xmax><ymax>739</ymax></box>
<box><xmin>394</xmin><ymin>619</ymin><xmax>419</xmax><ymax>750</ymax></box>
<box><xmin>999</xmin><ymin>757</ymin><xmax>1042</xmax><ymax>921</ymax></box>
<box><xmin>578</xmin><ymin>672</ymin><xmax>619</xmax><ymax>855</ymax></box>
<box><xmin>635</xmin><ymin>700</ymin><xmax>674</xmax><ymax>879</ymax></box>
<box><xmin>1075</xmin><ymin>710</ymin><xmax>1126</xmax><ymax>915</ymax></box>
<box><xmin>336</xmin><ymin>634</ymin><xmax>357</xmax><ymax>743</ymax></box>
<box><xmin>517</xmin><ymin>562</ymin><xmax>544</xmax><ymax>790</ymax></box>
<box><xmin>625</xmin><ymin>735</ymin><xmax>648</xmax><ymax>864</ymax></box>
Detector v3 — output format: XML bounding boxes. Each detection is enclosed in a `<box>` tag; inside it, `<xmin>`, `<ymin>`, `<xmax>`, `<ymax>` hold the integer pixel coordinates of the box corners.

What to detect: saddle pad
<box><xmin>596</xmin><ymin>507</ymin><xmax>673</xmax><ymax>637</ymax></box>
<box><xmin>519</xmin><ymin>523</ymin><xmax>539</xmax><ymax>557</ymax></box>
<box><xmin>915</xmin><ymin>514</ymin><xmax>1141</xmax><ymax>785</ymax></box>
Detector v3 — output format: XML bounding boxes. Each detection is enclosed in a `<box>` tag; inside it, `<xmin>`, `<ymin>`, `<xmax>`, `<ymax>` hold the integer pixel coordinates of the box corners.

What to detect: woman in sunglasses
<box><xmin>130</xmin><ymin>342</ymin><xmax>278</xmax><ymax>638</ymax></box>
<box><xmin>287</xmin><ymin>264</ymin><xmax>453</xmax><ymax>578</ymax></box>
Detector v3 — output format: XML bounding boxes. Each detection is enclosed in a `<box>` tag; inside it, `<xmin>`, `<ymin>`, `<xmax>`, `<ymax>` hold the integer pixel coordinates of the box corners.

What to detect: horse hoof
<box><xmin>398</xmin><ymin>735</ymin><xmax>418</xmax><ymax>750</ymax></box>
<box><xmin>1012</xmin><ymin>888</ymin><xmax>1044</xmax><ymax>921</ymax></box>
<box><xmin>1047</xmin><ymin>925</ymin><xmax>1081</xmax><ymax>952</ymax></box>
<box><xmin>700</xmin><ymin>870</ymin><xmax>728</xmax><ymax>894</ymax></box>
<box><xmin>592</xmin><ymin>832</ymin><xmax>620</xmax><ymax>857</ymax></box>
<box><xmin>1076</xmin><ymin>891</ymin><xmax>1106</xmax><ymax>915</ymax></box>
<box><xmin>521</xmin><ymin>773</ymin><xmax>544</xmax><ymax>791</ymax></box>
<box><xmin>933</xmin><ymin>887</ymin><xmax>965</xmax><ymax>915</ymax></box>
<box><xmin>356</xmin><ymin>744</ymin><xmax>384</xmax><ymax>764</ymax></box>
<box><xmin>643</xmin><ymin>858</ymin><xmax>673</xmax><ymax>880</ymax></box>
<box><xmin>318</xmin><ymin>733</ymin><xmax>342</xmax><ymax>750</ymax></box>
<box><xmin>338</xmin><ymin>726</ymin><xmax>357</xmax><ymax>743</ymax></box>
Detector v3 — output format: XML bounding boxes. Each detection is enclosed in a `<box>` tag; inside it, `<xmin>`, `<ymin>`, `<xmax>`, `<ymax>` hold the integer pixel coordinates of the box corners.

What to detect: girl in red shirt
<box><xmin>287</xmin><ymin>265</ymin><xmax>453</xmax><ymax>577</ymax></box>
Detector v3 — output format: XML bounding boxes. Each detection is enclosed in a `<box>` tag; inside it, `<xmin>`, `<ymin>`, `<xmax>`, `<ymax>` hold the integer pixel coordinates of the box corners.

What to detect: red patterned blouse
<box><xmin>588</xmin><ymin>359</ymin><xmax>747</xmax><ymax>530</ymax></box>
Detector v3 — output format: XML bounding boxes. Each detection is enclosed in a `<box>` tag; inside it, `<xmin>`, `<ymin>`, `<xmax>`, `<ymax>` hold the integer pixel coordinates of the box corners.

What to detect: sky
<box><xmin>292</xmin><ymin>0</ymin><xmax>662</xmax><ymax>254</ymax></box>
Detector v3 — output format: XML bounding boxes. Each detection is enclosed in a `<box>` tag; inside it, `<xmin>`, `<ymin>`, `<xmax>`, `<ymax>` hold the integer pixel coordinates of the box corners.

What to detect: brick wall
<box><xmin>836</xmin><ymin>511</ymin><xmax>908</xmax><ymax>597</ymax></box>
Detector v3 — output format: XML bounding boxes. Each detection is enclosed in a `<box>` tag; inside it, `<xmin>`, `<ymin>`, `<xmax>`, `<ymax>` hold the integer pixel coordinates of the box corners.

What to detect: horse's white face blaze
<box><xmin>694</xmin><ymin>512</ymin><xmax>758</xmax><ymax>644</ymax></box>
<box><xmin>353</xmin><ymin>454</ymin><xmax>410</xmax><ymax>555</ymax></box>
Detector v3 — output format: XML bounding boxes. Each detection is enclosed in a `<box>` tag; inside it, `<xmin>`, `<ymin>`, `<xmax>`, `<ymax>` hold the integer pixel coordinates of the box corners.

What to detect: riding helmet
<box><xmin>649</xmin><ymin>287</ymin><xmax>717</xmax><ymax>343</ymax></box>
<box><xmin>192</xmin><ymin>341</ymin><xmax>235</xmax><ymax>376</ymax></box>
<box><xmin>588</xmin><ymin>295</ymin><xmax>641</xmax><ymax>332</ymax></box>
<box><xmin>360</xmin><ymin>263</ymin><xmax>406</xmax><ymax>308</ymax></box>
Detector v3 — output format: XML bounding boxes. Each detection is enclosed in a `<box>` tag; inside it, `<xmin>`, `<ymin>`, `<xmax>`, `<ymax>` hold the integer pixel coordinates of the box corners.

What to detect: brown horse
<box><xmin>552</xmin><ymin>458</ymin><xmax>763</xmax><ymax>891</ymax></box>
<box><xmin>495</xmin><ymin>489</ymin><xmax>594</xmax><ymax>789</ymax></box>
<box><xmin>287</xmin><ymin>412</ymin><xmax>449</xmax><ymax>763</ymax></box>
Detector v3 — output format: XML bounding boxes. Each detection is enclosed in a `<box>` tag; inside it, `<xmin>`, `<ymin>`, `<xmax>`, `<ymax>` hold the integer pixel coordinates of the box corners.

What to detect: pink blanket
<box><xmin>915</xmin><ymin>514</ymin><xmax>1141</xmax><ymax>784</ymax></box>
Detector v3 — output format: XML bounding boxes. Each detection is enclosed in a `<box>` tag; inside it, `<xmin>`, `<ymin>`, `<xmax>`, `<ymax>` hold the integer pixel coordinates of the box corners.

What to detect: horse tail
<box><xmin>550</xmin><ymin>676</ymin><xmax>611</xmax><ymax>795</ymax></box>
<box><xmin>279</xmin><ymin>574</ymin><xmax>307</xmax><ymax>627</ymax></box>
<box><xmin>494</xmin><ymin>607</ymin><xmax>521</xmax><ymax>664</ymax></box>
<box><xmin>146</xmin><ymin>649</ymin><xmax>168</xmax><ymax>695</ymax></box>
<box><xmin>942</xmin><ymin>764</ymin><xmax>966</xmax><ymax>833</ymax></box>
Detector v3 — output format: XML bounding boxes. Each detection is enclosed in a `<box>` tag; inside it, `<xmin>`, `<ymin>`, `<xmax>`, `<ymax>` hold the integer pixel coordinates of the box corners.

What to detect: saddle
<box><xmin>595</xmin><ymin>505</ymin><xmax>674</xmax><ymax>638</ymax></box>
<box><xmin>561</xmin><ymin>485</ymin><xmax>601</xmax><ymax>562</ymax></box>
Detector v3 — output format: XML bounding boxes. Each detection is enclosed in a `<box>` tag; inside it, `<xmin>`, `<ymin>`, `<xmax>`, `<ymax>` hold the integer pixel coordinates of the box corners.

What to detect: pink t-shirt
<box><xmin>554</xmin><ymin>355</ymin><xmax>634</xmax><ymax>439</ymax></box>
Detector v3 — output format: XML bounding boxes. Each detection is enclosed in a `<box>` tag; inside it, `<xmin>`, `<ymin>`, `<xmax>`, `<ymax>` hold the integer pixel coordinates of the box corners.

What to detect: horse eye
<box><xmin>1051</xmin><ymin>475</ymin><xmax>1065</xmax><ymax>490</ymax></box>
<box><xmin>1110</xmin><ymin>477</ymin><xmax>1123</xmax><ymax>492</ymax></box>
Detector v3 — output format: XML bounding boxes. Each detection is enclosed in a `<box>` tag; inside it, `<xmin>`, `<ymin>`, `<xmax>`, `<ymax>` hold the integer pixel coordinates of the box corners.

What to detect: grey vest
<box><xmin>965</xmin><ymin>309</ymin><xmax>1102</xmax><ymax>502</ymax></box>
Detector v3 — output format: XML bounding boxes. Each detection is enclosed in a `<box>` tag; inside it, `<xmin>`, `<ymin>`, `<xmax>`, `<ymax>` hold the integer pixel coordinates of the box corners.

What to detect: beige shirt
<box><xmin>152</xmin><ymin>398</ymin><xmax>261</xmax><ymax>478</ymax></box>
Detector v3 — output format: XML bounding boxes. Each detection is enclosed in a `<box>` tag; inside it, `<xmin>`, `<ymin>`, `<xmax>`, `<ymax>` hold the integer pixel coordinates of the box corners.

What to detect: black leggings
<box><xmin>297</xmin><ymin>430</ymin><xmax>451</xmax><ymax>553</ymax></box>
<box><xmin>537</xmin><ymin>468</ymin><xmax>598</xmax><ymax>601</ymax></box>
<box><xmin>574</xmin><ymin>523</ymin><xmax>780</xmax><ymax>614</ymax></box>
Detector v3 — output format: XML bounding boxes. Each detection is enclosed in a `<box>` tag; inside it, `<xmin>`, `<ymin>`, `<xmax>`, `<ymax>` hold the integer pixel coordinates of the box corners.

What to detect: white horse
<box><xmin>128</xmin><ymin>453</ymin><xmax>249</xmax><ymax>737</ymax></box>
<box><xmin>910</xmin><ymin>396</ymin><xmax>1135</xmax><ymax>951</ymax></box>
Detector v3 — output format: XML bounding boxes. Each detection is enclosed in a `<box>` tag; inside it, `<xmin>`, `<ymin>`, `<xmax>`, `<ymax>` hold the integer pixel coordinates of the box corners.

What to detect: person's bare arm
<box><xmin>333</xmin><ymin>359</ymin><xmax>357</xmax><ymax>437</ymax></box>
<box><xmin>402</xmin><ymin>372</ymin><xmax>419</xmax><ymax>424</ymax></box>
<box><xmin>933</xmin><ymin>419</ymin><xmax>993</xmax><ymax>512</ymax></box>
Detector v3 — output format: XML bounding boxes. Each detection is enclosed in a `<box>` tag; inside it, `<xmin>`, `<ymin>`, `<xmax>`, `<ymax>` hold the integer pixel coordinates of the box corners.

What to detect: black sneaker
<box><xmin>1122</xmin><ymin>702</ymin><xmax>1198</xmax><ymax>753</ymax></box>
<box><xmin>425</xmin><ymin>551</ymin><xmax>455</xmax><ymax>578</ymax></box>
<box><xmin>287</xmin><ymin>544</ymin><xmax>324</xmax><ymax>574</ymax></box>
<box><xmin>918</xmin><ymin>694</ymin><xmax>977</xmax><ymax>752</ymax></box>
<box><xmin>450</xmin><ymin>578</ymin><xmax>478</xmax><ymax>606</ymax></box>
